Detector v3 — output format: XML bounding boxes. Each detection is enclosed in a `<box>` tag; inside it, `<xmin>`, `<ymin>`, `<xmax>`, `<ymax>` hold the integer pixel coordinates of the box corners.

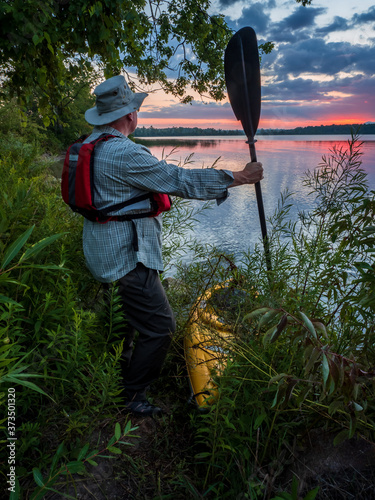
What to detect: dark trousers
<box><xmin>107</xmin><ymin>263</ymin><xmax>176</xmax><ymax>401</ymax></box>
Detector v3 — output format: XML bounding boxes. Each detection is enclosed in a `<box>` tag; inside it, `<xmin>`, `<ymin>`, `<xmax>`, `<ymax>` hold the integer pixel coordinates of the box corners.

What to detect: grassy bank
<box><xmin>0</xmin><ymin>130</ymin><xmax>374</xmax><ymax>499</ymax></box>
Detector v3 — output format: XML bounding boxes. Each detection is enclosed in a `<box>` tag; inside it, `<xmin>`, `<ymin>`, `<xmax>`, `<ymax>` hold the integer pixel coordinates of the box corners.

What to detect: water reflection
<box><xmin>135</xmin><ymin>138</ymin><xmax>220</xmax><ymax>148</ymax></box>
<box><xmin>139</xmin><ymin>135</ymin><xmax>375</xmax><ymax>262</ymax></box>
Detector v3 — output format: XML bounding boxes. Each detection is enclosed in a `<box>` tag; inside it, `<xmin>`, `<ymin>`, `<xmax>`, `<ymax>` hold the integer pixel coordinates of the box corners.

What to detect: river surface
<box><xmin>136</xmin><ymin>135</ymin><xmax>375</xmax><ymax>262</ymax></box>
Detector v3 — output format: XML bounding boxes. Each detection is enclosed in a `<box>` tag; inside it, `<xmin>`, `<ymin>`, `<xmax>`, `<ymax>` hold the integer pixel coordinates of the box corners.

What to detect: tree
<box><xmin>0</xmin><ymin>0</ymin><xmax>231</xmax><ymax>115</ymax></box>
<box><xmin>0</xmin><ymin>0</ymin><xmax>309</xmax><ymax>122</ymax></box>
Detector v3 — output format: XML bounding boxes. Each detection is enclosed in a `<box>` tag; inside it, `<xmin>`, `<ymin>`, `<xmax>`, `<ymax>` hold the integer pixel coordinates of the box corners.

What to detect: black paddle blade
<box><xmin>224</xmin><ymin>27</ymin><xmax>261</xmax><ymax>140</ymax></box>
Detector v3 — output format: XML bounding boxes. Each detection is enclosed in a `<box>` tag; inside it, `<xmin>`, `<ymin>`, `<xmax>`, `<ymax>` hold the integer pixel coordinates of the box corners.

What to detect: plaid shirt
<box><xmin>82</xmin><ymin>125</ymin><xmax>234</xmax><ymax>282</ymax></box>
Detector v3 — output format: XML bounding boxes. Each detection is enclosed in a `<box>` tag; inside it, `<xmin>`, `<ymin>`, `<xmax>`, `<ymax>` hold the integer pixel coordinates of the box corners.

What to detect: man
<box><xmin>82</xmin><ymin>75</ymin><xmax>263</xmax><ymax>416</ymax></box>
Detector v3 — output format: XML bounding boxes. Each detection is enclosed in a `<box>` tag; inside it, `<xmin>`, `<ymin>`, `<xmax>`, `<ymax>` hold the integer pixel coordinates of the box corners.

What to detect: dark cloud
<box><xmin>268</xmin><ymin>37</ymin><xmax>375</xmax><ymax>80</ymax></box>
<box><xmin>236</xmin><ymin>3</ymin><xmax>271</xmax><ymax>34</ymax></box>
<box><xmin>305</xmin><ymin>6</ymin><xmax>375</xmax><ymax>40</ymax></box>
<box><xmin>280</xmin><ymin>6</ymin><xmax>325</xmax><ymax>31</ymax></box>
<box><xmin>265</xmin><ymin>6</ymin><xmax>325</xmax><ymax>42</ymax></box>
<box><xmin>234</xmin><ymin>4</ymin><xmax>325</xmax><ymax>41</ymax></box>
<box><xmin>267</xmin><ymin>29</ymin><xmax>309</xmax><ymax>44</ymax></box>
<box><xmin>218</xmin><ymin>0</ymin><xmax>238</xmax><ymax>6</ymax></box>
<box><xmin>262</xmin><ymin>77</ymin><xmax>326</xmax><ymax>102</ymax></box>
<box><xmin>315</xmin><ymin>7</ymin><xmax>375</xmax><ymax>35</ymax></box>
<box><xmin>219</xmin><ymin>0</ymin><xmax>275</xmax><ymax>8</ymax></box>
<box><xmin>352</xmin><ymin>6</ymin><xmax>375</xmax><ymax>25</ymax></box>
<box><xmin>316</xmin><ymin>16</ymin><xmax>349</xmax><ymax>34</ymax></box>
<box><xmin>265</xmin><ymin>73</ymin><xmax>366</xmax><ymax>101</ymax></box>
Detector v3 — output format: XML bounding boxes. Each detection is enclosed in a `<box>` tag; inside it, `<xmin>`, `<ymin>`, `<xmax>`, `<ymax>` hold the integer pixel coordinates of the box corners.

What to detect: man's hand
<box><xmin>228</xmin><ymin>162</ymin><xmax>264</xmax><ymax>188</ymax></box>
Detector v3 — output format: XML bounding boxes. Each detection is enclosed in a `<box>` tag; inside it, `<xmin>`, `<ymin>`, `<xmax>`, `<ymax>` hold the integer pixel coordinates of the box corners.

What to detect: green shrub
<box><xmin>187</xmin><ymin>135</ymin><xmax>375</xmax><ymax>498</ymax></box>
<box><xmin>0</xmin><ymin>135</ymin><xmax>126</xmax><ymax>496</ymax></box>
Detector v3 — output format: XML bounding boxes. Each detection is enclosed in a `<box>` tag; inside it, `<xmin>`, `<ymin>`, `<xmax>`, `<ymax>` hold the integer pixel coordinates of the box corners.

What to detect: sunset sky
<box><xmin>138</xmin><ymin>0</ymin><xmax>375</xmax><ymax>130</ymax></box>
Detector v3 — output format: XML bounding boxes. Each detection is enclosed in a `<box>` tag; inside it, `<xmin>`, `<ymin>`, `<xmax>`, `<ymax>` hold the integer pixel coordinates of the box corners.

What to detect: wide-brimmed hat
<box><xmin>85</xmin><ymin>75</ymin><xmax>148</xmax><ymax>126</ymax></box>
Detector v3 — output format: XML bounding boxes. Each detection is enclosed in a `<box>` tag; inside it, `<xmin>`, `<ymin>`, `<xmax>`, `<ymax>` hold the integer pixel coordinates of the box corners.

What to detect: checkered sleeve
<box><xmin>119</xmin><ymin>142</ymin><xmax>234</xmax><ymax>201</ymax></box>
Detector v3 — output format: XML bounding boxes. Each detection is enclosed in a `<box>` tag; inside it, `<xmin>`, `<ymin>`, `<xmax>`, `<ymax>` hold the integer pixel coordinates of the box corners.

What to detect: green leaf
<box><xmin>263</xmin><ymin>325</ymin><xmax>277</xmax><ymax>346</ymax></box>
<box><xmin>322</xmin><ymin>353</ymin><xmax>330</xmax><ymax>386</ymax></box>
<box><xmin>107</xmin><ymin>446</ymin><xmax>122</xmax><ymax>454</ymax></box>
<box><xmin>312</xmin><ymin>321</ymin><xmax>327</xmax><ymax>338</ymax></box>
<box><xmin>270</xmin><ymin>314</ymin><xmax>288</xmax><ymax>343</ymax></box>
<box><xmin>194</xmin><ymin>452</ymin><xmax>212</xmax><ymax>459</ymax></box>
<box><xmin>77</xmin><ymin>443</ymin><xmax>90</xmax><ymax>461</ymax></box>
<box><xmin>0</xmin><ymin>358</ymin><xmax>19</xmax><ymax>368</ymax></box>
<box><xmin>281</xmin><ymin>379</ymin><xmax>298</xmax><ymax>409</ymax></box>
<box><xmin>271</xmin><ymin>383</ymin><xmax>286</xmax><ymax>409</ymax></box>
<box><xmin>19</xmin><ymin>233</ymin><xmax>64</xmax><ymax>262</ymax></box>
<box><xmin>269</xmin><ymin>373</ymin><xmax>288</xmax><ymax>385</ymax></box>
<box><xmin>87</xmin><ymin>459</ymin><xmax>98</xmax><ymax>466</ymax></box>
<box><xmin>295</xmin><ymin>385</ymin><xmax>311</xmax><ymax>407</ymax></box>
<box><xmin>1</xmin><ymin>226</ymin><xmax>34</xmax><ymax>269</ymax></box>
<box><xmin>353</xmin><ymin>402</ymin><xmax>363</xmax><ymax>412</ymax></box>
<box><xmin>253</xmin><ymin>412</ymin><xmax>267</xmax><ymax>430</ymax></box>
<box><xmin>243</xmin><ymin>307</ymin><xmax>271</xmax><ymax>322</ymax></box>
<box><xmin>44</xmin><ymin>32</ymin><xmax>51</xmax><ymax>44</ymax></box>
<box><xmin>0</xmin><ymin>295</ymin><xmax>22</xmax><ymax>306</ymax></box>
<box><xmin>299</xmin><ymin>311</ymin><xmax>317</xmax><ymax>340</ymax></box>
<box><xmin>0</xmin><ymin>274</ymin><xmax>20</xmax><ymax>285</ymax></box>
<box><xmin>328</xmin><ymin>399</ymin><xmax>343</xmax><ymax>415</ymax></box>
<box><xmin>8</xmin><ymin>476</ymin><xmax>20</xmax><ymax>499</ymax></box>
<box><xmin>64</xmin><ymin>461</ymin><xmax>86</xmax><ymax>474</ymax></box>
<box><xmin>34</xmin><ymin>486</ymin><xmax>76</xmax><ymax>500</ymax></box>
<box><xmin>259</xmin><ymin>309</ymin><xmax>280</xmax><ymax>328</ymax></box>
<box><xmin>356</xmin><ymin>262</ymin><xmax>373</xmax><ymax>271</ymax></box>
<box><xmin>20</xmin><ymin>264</ymin><xmax>68</xmax><ymax>271</ymax></box>
<box><xmin>291</xmin><ymin>475</ymin><xmax>298</xmax><ymax>498</ymax></box>
<box><xmin>51</xmin><ymin>442</ymin><xmax>65</xmax><ymax>472</ymax></box>
<box><xmin>107</xmin><ymin>435</ymin><xmax>116</xmax><ymax>446</ymax></box>
<box><xmin>304</xmin><ymin>487</ymin><xmax>319</xmax><ymax>500</ymax></box>
<box><xmin>32</xmin><ymin>468</ymin><xmax>44</xmax><ymax>487</ymax></box>
<box><xmin>333</xmin><ymin>429</ymin><xmax>349</xmax><ymax>446</ymax></box>
<box><xmin>86</xmin><ymin>449</ymin><xmax>99</xmax><ymax>459</ymax></box>
<box><xmin>115</xmin><ymin>422</ymin><xmax>121</xmax><ymax>440</ymax></box>
<box><xmin>305</xmin><ymin>347</ymin><xmax>321</xmax><ymax>375</ymax></box>
<box><xmin>5</xmin><ymin>375</ymin><xmax>53</xmax><ymax>400</ymax></box>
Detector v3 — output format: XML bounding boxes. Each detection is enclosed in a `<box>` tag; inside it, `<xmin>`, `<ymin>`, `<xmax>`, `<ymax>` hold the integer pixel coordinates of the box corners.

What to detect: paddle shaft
<box><xmin>248</xmin><ymin>141</ymin><xmax>272</xmax><ymax>271</ymax></box>
<box><xmin>238</xmin><ymin>38</ymin><xmax>272</xmax><ymax>271</ymax></box>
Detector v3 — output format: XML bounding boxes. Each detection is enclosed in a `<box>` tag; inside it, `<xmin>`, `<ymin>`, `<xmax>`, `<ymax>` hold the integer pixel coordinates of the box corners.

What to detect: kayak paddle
<box><xmin>224</xmin><ymin>26</ymin><xmax>272</xmax><ymax>271</ymax></box>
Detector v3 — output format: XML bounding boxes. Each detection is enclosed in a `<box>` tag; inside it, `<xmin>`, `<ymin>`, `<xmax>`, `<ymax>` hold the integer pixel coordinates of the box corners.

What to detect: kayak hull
<box><xmin>184</xmin><ymin>284</ymin><xmax>235</xmax><ymax>407</ymax></box>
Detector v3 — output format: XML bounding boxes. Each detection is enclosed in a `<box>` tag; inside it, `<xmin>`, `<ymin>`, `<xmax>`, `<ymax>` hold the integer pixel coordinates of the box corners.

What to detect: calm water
<box><xmin>137</xmin><ymin>135</ymin><xmax>375</xmax><ymax>262</ymax></box>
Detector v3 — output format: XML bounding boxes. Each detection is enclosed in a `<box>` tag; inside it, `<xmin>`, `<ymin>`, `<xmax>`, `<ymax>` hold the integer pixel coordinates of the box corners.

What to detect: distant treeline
<box><xmin>134</xmin><ymin>126</ymin><xmax>245</xmax><ymax>137</ymax></box>
<box><xmin>258</xmin><ymin>123</ymin><xmax>375</xmax><ymax>135</ymax></box>
<box><xmin>134</xmin><ymin>123</ymin><xmax>375</xmax><ymax>137</ymax></box>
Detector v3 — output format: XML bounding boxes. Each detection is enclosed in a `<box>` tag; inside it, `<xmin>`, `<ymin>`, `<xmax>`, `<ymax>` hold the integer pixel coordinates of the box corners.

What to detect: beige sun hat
<box><xmin>85</xmin><ymin>75</ymin><xmax>148</xmax><ymax>126</ymax></box>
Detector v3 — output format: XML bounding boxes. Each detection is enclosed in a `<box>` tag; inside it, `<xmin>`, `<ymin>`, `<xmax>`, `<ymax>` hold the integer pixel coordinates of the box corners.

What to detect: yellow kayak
<box><xmin>184</xmin><ymin>282</ymin><xmax>240</xmax><ymax>407</ymax></box>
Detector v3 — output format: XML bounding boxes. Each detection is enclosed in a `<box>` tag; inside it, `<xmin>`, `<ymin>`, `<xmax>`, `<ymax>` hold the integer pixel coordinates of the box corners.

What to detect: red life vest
<box><xmin>61</xmin><ymin>134</ymin><xmax>172</xmax><ymax>223</ymax></box>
